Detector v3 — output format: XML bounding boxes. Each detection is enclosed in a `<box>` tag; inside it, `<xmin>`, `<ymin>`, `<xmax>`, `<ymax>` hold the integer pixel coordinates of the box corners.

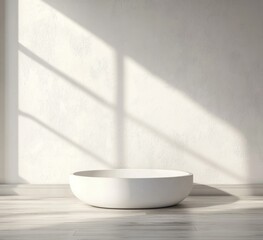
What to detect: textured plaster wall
<box><xmin>2</xmin><ymin>0</ymin><xmax>263</xmax><ymax>184</ymax></box>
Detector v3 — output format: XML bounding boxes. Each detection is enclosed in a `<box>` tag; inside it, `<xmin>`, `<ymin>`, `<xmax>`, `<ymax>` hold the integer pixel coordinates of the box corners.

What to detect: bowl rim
<box><xmin>70</xmin><ymin>169</ymin><xmax>193</xmax><ymax>179</ymax></box>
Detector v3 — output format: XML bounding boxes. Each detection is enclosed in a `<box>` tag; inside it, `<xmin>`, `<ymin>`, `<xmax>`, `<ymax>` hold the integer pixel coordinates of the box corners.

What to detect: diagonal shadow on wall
<box><xmin>19</xmin><ymin>110</ymin><xmax>112</xmax><ymax>167</ymax></box>
<box><xmin>19</xmin><ymin>43</ymin><xmax>245</xmax><ymax>181</ymax></box>
<box><xmin>42</xmin><ymin>0</ymin><xmax>263</xmax><ymax>187</ymax></box>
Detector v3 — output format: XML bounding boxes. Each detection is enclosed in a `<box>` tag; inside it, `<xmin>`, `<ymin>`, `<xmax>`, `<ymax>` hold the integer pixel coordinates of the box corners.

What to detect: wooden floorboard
<box><xmin>0</xmin><ymin>196</ymin><xmax>263</xmax><ymax>239</ymax></box>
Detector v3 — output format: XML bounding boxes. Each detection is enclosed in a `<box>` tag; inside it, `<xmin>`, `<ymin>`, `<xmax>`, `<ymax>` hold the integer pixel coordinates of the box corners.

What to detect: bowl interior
<box><xmin>72</xmin><ymin>169</ymin><xmax>192</xmax><ymax>179</ymax></box>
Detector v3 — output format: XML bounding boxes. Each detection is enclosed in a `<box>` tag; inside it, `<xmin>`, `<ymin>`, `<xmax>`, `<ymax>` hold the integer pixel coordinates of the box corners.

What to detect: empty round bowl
<box><xmin>70</xmin><ymin>169</ymin><xmax>193</xmax><ymax>209</ymax></box>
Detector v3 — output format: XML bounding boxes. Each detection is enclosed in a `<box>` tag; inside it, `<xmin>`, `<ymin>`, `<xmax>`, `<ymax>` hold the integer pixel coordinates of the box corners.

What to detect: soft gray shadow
<box><xmin>19</xmin><ymin>110</ymin><xmax>112</xmax><ymax>167</ymax></box>
<box><xmin>191</xmin><ymin>184</ymin><xmax>235</xmax><ymax>196</ymax></box>
<box><xmin>19</xmin><ymin>43</ymin><xmax>244</xmax><ymax>181</ymax></box>
<box><xmin>178</xmin><ymin>184</ymin><xmax>239</xmax><ymax>208</ymax></box>
<box><xmin>176</xmin><ymin>196</ymin><xmax>238</xmax><ymax>209</ymax></box>
<box><xmin>43</xmin><ymin>0</ymin><xmax>263</xmax><ymax>188</ymax></box>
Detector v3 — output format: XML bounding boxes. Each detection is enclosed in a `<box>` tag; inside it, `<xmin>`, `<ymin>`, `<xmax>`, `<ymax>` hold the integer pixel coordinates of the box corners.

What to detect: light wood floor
<box><xmin>0</xmin><ymin>195</ymin><xmax>263</xmax><ymax>239</ymax></box>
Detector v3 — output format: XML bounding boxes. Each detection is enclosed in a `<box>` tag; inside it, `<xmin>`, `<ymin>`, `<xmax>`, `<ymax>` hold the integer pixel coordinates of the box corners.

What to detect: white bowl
<box><xmin>70</xmin><ymin>169</ymin><xmax>193</xmax><ymax>209</ymax></box>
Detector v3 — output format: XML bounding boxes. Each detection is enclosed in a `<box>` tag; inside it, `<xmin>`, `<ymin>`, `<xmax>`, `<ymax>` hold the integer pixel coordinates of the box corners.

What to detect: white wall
<box><xmin>2</xmin><ymin>0</ymin><xmax>263</xmax><ymax>184</ymax></box>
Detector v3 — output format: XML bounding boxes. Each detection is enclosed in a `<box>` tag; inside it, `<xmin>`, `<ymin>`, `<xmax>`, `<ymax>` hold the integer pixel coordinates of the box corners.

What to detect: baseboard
<box><xmin>190</xmin><ymin>184</ymin><xmax>263</xmax><ymax>196</ymax></box>
<box><xmin>0</xmin><ymin>184</ymin><xmax>72</xmax><ymax>197</ymax></box>
<box><xmin>0</xmin><ymin>184</ymin><xmax>263</xmax><ymax>197</ymax></box>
